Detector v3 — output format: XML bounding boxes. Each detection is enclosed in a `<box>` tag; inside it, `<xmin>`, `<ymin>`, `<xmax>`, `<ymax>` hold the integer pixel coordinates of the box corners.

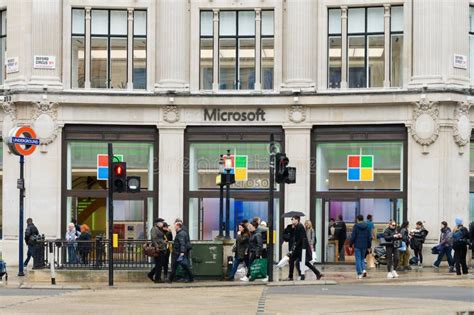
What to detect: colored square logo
<box><xmin>97</xmin><ymin>154</ymin><xmax>124</xmax><ymax>180</ymax></box>
<box><xmin>360</xmin><ymin>168</ymin><xmax>373</xmax><ymax>181</ymax></box>
<box><xmin>347</xmin><ymin>168</ymin><xmax>360</xmax><ymax>181</ymax></box>
<box><xmin>235</xmin><ymin>156</ymin><xmax>247</xmax><ymax>168</ymax></box>
<box><xmin>98</xmin><ymin>155</ymin><xmax>109</xmax><ymax>167</ymax></box>
<box><xmin>235</xmin><ymin>168</ymin><xmax>247</xmax><ymax>181</ymax></box>
<box><xmin>348</xmin><ymin>155</ymin><xmax>360</xmax><ymax>168</ymax></box>
<box><xmin>361</xmin><ymin>155</ymin><xmax>373</xmax><ymax>168</ymax></box>
<box><xmin>98</xmin><ymin>167</ymin><xmax>108</xmax><ymax>180</ymax></box>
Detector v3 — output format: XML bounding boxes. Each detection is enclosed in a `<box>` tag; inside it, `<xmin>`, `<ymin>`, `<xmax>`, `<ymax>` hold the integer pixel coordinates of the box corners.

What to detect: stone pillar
<box><xmin>409</xmin><ymin>0</ymin><xmax>470</xmax><ymax>89</ymax></box>
<box><xmin>155</xmin><ymin>0</ymin><xmax>189</xmax><ymax>92</ymax></box>
<box><xmin>127</xmin><ymin>8</ymin><xmax>134</xmax><ymax>90</ymax></box>
<box><xmin>282</xmin><ymin>0</ymin><xmax>316</xmax><ymax>91</ymax></box>
<box><xmin>383</xmin><ymin>5</ymin><xmax>391</xmax><ymax>88</ymax></box>
<box><xmin>283</xmin><ymin>125</ymin><xmax>312</xmax><ymax>217</ymax></box>
<box><xmin>254</xmin><ymin>9</ymin><xmax>262</xmax><ymax>91</ymax></box>
<box><xmin>340</xmin><ymin>7</ymin><xmax>348</xmax><ymax>89</ymax></box>
<box><xmin>4</xmin><ymin>0</ymin><xmax>33</xmax><ymax>89</ymax></box>
<box><xmin>158</xmin><ymin>126</ymin><xmax>185</xmax><ymax>223</ymax></box>
<box><xmin>29</xmin><ymin>0</ymin><xmax>63</xmax><ymax>89</ymax></box>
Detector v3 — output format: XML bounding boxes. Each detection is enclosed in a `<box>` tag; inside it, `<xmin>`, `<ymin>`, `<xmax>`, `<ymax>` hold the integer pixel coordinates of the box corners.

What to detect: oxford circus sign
<box><xmin>204</xmin><ymin>108</ymin><xmax>266</xmax><ymax>122</ymax></box>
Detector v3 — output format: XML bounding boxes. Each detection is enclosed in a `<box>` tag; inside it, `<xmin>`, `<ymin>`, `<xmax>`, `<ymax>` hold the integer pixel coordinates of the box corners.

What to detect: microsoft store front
<box><xmin>311</xmin><ymin>125</ymin><xmax>407</xmax><ymax>264</ymax></box>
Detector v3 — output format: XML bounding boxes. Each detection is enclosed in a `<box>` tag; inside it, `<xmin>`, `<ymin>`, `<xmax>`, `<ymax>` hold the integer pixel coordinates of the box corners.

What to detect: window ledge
<box><xmin>192</xmin><ymin>90</ymin><xmax>281</xmax><ymax>96</ymax></box>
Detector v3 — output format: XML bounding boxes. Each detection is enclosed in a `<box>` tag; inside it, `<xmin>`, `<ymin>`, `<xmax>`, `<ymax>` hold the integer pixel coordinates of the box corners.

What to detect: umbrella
<box><xmin>281</xmin><ymin>211</ymin><xmax>305</xmax><ymax>218</ymax></box>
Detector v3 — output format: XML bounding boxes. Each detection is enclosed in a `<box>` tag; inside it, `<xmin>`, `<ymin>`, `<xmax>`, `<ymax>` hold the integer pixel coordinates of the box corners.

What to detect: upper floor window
<box><xmin>71</xmin><ymin>8</ymin><xmax>147</xmax><ymax>90</ymax></box>
<box><xmin>328</xmin><ymin>6</ymin><xmax>403</xmax><ymax>89</ymax></box>
<box><xmin>200</xmin><ymin>9</ymin><xmax>274</xmax><ymax>91</ymax></box>
<box><xmin>0</xmin><ymin>10</ymin><xmax>6</xmax><ymax>85</ymax></box>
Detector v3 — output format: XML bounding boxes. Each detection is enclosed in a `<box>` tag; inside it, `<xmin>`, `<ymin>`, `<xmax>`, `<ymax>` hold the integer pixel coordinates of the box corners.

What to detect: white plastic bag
<box><xmin>234</xmin><ymin>263</ymin><xmax>247</xmax><ymax>280</ymax></box>
<box><xmin>310</xmin><ymin>251</ymin><xmax>317</xmax><ymax>263</ymax></box>
<box><xmin>277</xmin><ymin>255</ymin><xmax>290</xmax><ymax>268</ymax></box>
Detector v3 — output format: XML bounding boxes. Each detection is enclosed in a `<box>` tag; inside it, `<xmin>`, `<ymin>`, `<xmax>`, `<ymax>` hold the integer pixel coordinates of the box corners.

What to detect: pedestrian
<box><xmin>282</xmin><ymin>223</ymin><xmax>301</xmax><ymax>280</ymax></box>
<box><xmin>410</xmin><ymin>221</ymin><xmax>429</xmax><ymax>267</ymax></box>
<box><xmin>432</xmin><ymin>221</ymin><xmax>455</xmax><ymax>272</ymax></box>
<box><xmin>452</xmin><ymin>217</ymin><xmax>469</xmax><ymax>276</ymax></box>
<box><xmin>398</xmin><ymin>221</ymin><xmax>411</xmax><ymax>271</ymax></box>
<box><xmin>328</xmin><ymin>218</ymin><xmax>336</xmax><ymax>239</ymax></box>
<box><xmin>334</xmin><ymin>215</ymin><xmax>347</xmax><ymax>262</ymax></box>
<box><xmin>288</xmin><ymin>216</ymin><xmax>322</xmax><ymax>281</ymax></box>
<box><xmin>364</xmin><ymin>215</ymin><xmax>375</xmax><ymax>262</ymax></box>
<box><xmin>167</xmin><ymin>221</ymin><xmax>193</xmax><ymax>283</ymax></box>
<box><xmin>304</xmin><ymin>220</ymin><xmax>316</xmax><ymax>262</ymax></box>
<box><xmin>65</xmin><ymin>223</ymin><xmax>78</xmax><ymax>264</ymax></box>
<box><xmin>77</xmin><ymin>224</ymin><xmax>91</xmax><ymax>265</ymax></box>
<box><xmin>72</xmin><ymin>219</ymin><xmax>81</xmax><ymax>237</ymax></box>
<box><xmin>23</xmin><ymin>218</ymin><xmax>40</xmax><ymax>268</ymax></box>
<box><xmin>148</xmin><ymin>218</ymin><xmax>166</xmax><ymax>283</ymax></box>
<box><xmin>383</xmin><ymin>220</ymin><xmax>402</xmax><ymax>279</ymax></box>
<box><xmin>241</xmin><ymin>221</ymin><xmax>263</xmax><ymax>282</ymax></box>
<box><xmin>163</xmin><ymin>222</ymin><xmax>173</xmax><ymax>280</ymax></box>
<box><xmin>227</xmin><ymin>223</ymin><xmax>250</xmax><ymax>281</ymax></box>
<box><xmin>349</xmin><ymin>215</ymin><xmax>372</xmax><ymax>279</ymax></box>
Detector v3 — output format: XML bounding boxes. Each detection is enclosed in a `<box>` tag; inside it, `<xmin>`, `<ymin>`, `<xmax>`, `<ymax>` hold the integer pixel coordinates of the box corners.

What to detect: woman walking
<box><xmin>227</xmin><ymin>223</ymin><xmax>250</xmax><ymax>281</ymax></box>
<box><xmin>305</xmin><ymin>220</ymin><xmax>316</xmax><ymax>260</ymax></box>
<box><xmin>241</xmin><ymin>221</ymin><xmax>263</xmax><ymax>282</ymax></box>
<box><xmin>383</xmin><ymin>220</ymin><xmax>402</xmax><ymax>279</ymax></box>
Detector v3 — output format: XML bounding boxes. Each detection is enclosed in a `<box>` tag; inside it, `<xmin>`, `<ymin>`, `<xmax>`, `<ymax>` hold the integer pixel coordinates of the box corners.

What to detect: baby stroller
<box><xmin>373</xmin><ymin>245</ymin><xmax>387</xmax><ymax>268</ymax></box>
<box><xmin>0</xmin><ymin>259</ymin><xmax>7</xmax><ymax>282</ymax></box>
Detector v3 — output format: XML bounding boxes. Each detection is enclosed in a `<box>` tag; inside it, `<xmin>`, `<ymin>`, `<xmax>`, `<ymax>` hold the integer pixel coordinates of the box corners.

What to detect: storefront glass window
<box><xmin>316</xmin><ymin>142</ymin><xmax>404</xmax><ymax>191</ymax></box>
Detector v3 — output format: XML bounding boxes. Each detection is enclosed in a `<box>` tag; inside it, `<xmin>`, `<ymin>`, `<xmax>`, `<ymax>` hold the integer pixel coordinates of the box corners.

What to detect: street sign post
<box><xmin>6</xmin><ymin>126</ymin><xmax>39</xmax><ymax>277</ymax></box>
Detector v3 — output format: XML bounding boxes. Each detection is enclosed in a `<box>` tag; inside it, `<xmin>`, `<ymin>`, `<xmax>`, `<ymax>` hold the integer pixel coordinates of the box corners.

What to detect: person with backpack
<box><xmin>349</xmin><ymin>215</ymin><xmax>372</xmax><ymax>279</ymax></box>
<box><xmin>167</xmin><ymin>221</ymin><xmax>194</xmax><ymax>283</ymax></box>
<box><xmin>432</xmin><ymin>221</ymin><xmax>454</xmax><ymax>272</ymax></box>
<box><xmin>334</xmin><ymin>215</ymin><xmax>347</xmax><ymax>262</ymax></box>
<box><xmin>148</xmin><ymin>218</ymin><xmax>166</xmax><ymax>283</ymax></box>
<box><xmin>452</xmin><ymin>217</ymin><xmax>469</xmax><ymax>276</ymax></box>
<box><xmin>410</xmin><ymin>221</ymin><xmax>428</xmax><ymax>267</ymax></box>
<box><xmin>23</xmin><ymin>218</ymin><xmax>40</xmax><ymax>268</ymax></box>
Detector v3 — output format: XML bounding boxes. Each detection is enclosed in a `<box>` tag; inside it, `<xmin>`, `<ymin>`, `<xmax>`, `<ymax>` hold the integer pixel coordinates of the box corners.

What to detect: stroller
<box><xmin>0</xmin><ymin>259</ymin><xmax>7</xmax><ymax>282</ymax></box>
<box><xmin>372</xmin><ymin>245</ymin><xmax>387</xmax><ymax>268</ymax></box>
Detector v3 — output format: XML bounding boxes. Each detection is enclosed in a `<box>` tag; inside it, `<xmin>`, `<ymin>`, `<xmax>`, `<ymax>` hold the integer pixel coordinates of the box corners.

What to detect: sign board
<box><xmin>97</xmin><ymin>154</ymin><xmax>124</xmax><ymax>180</ymax></box>
<box><xmin>223</xmin><ymin>155</ymin><xmax>248</xmax><ymax>181</ymax></box>
<box><xmin>347</xmin><ymin>155</ymin><xmax>374</xmax><ymax>182</ymax></box>
<box><xmin>33</xmin><ymin>55</ymin><xmax>56</xmax><ymax>70</ymax></box>
<box><xmin>453</xmin><ymin>54</ymin><xmax>468</xmax><ymax>70</ymax></box>
<box><xmin>7</xmin><ymin>126</ymin><xmax>39</xmax><ymax>156</ymax></box>
<box><xmin>6</xmin><ymin>57</ymin><xmax>19</xmax><ymax>74</ymax></box>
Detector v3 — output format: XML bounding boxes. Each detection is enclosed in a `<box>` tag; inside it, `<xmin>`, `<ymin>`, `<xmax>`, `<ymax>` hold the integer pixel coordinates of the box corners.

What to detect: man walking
<box><xmin>288</xmin><ymin>216</ymin><xmax>322</xmax><ymax>281</ymax></box>
<box><xmin>432</xmin><ymin>221</ymin><xmax>454</xmax><ymax>272</ymax></box>
<box><xmin>335</xmin><ymin>215</ymin><xmax>347</xmax><ymax>262</ymax></box>
<box><xmin>350</xmin><ymin>215</ymin><xmax>372</xmax><ymax>279</ymax></box>
<box><xmin>24</xmin><ymin>218</ymin><xmax>39</xmax><ymax>268</ymax></box>
<box><xmin>147</xmin><ymin>218</ymin><xmax>166</xmax><ymax>283</ymax></box>
<box><xmin>452</xmin><ymin>217</ymin><xmax>469</xmax><ymax>276</ymax></box>
<box><xmin>167</xmin><ymin>221</ymin><xmax>193</xmax><ymax>283</ymax></box>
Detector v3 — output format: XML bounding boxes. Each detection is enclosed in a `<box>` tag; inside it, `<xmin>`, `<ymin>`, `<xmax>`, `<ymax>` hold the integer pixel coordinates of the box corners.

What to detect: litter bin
<box><xmin>188</xmin><ymin>241</ymin><xmax>223</xmax><ymax>278</ymax></box>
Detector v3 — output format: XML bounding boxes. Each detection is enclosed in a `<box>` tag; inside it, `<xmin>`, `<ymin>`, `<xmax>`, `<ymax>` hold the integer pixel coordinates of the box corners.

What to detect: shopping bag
<box><xmin>250</xmin><ymin>258</ymin><xmax>268</xmax><ymax>280</ymax></box>
<box><xmin>310</xmin><ymin>251</ymin><xmax>317</xmax><ymax>263</ymax></box>
<box><xmin>277</xmin><ymin>255</ymin><xmax>289</xmax><ymax>268</ymax></box>
<box><xmin>366</xmin><ymin>252</ymin><xmax>375</xmax><ymax>268</ymax></box>
<box><xmin>234</xmin><ymin>263</ymin><xmax>247</xmax><ymax>280</ymax></box>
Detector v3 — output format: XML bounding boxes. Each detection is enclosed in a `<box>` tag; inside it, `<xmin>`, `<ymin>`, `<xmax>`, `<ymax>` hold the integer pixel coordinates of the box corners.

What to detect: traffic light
<box><xmin>275</xmin><ymin>153</ymin><xmax>296</xmax><ymax>184</ymax></box>
<box><xmin>112</xmin><ymin>162</ymin><xmax>127</xmax><ymax>193</ymax></box>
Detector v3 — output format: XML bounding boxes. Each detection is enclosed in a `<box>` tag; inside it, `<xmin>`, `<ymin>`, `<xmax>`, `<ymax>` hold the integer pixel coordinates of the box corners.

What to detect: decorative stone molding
<box><xmin>289</xmin><ymin>105</ymin><xmax>306</xmax><ymax>123</ymax></box>
<box><xmin>2</xmin><ymin>100</ymin><xmax>16</xmax><ymax>120</ymax></box>
<box><xmin>31</xmin><ymin>100</ymin><xmax>59</xmax><ymax>150</ymax></box>
<box><xmin>453</xmin><ymin>101</ymin><xmax>472</xmax><ymax>154</ymax></box>
<box><xmin>409</xmin><ymin>96</ymin><xmax>440</xmax><ymax>154</ymax></box>
<box><xmin>163</xmin><ymin>105</ymin><xmax>180</xmax><ymax>123</ymax></box>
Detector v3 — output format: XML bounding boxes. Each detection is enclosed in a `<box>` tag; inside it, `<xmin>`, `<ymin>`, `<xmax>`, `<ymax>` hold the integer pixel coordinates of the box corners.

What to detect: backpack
<box><xmin>451</xmin><ymin>228</ymin><xmax>468</xmax><ymax>247</ymax></box>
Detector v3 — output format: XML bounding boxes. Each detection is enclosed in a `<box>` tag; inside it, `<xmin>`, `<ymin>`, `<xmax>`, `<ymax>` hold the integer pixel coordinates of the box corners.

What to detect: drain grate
<box><xmin>256</xmin><ymin>287</ymin><xmax>268</xmax><ymax>315</ymax></box>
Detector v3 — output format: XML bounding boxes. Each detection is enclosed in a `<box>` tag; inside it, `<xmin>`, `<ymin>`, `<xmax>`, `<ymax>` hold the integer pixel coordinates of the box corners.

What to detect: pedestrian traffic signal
<box><xmin>112</xmin><ymin>162</ymin><xmax>127</xmax><ymax>193</ymax></box>
<box><xmin>275</xmin><ymin>153</ymin><xmax>296</xmax><ymax>184</ymax></box>
<box><xmin>126</xmin><ymin>176</ymin><xmax>141</xmax><ymax>193</ymax></box>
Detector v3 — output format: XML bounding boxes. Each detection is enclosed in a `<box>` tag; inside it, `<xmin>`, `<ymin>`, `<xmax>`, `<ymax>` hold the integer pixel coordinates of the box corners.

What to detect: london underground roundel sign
<box><xmin>7</xmin><ymin>126</ymin><xmax>40</xmax><ymax>156</ymax></box>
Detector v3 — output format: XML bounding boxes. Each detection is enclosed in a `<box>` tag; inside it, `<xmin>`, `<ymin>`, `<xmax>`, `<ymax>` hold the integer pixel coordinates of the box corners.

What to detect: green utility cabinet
<box><xmin>189</xmin><ymin>241</ymin><xmax>223</xmax><ymax>277</ymax></box>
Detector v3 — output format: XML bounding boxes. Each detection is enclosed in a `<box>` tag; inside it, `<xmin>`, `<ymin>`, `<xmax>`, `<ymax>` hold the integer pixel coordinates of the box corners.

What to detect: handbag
<box><xmin>250</xmin><ymin>258</ymin><xmax>268</xmax><ymax>280</ymax></box>
<box><xmin>431</xmin><ymin>245</ymin><xmax>442</xmax><ymax>255</ymax></box>
<box><xmin>143</xmin><ymin>242</ymin><xmax>160</xmax><ymax>257</ymax></box>
<box><xmin>398</xmin><ymin>241</ymin><xmax>407</xmax><ymax>252</ymax></box>
<box><xmin>277</xmin><ymin>255</ymin><xmax>290</xmax><ymax>268</ymax></box>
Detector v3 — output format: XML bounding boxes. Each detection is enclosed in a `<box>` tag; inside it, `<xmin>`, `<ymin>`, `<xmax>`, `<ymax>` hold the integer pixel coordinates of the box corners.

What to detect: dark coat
<box><xmin>234</xmin><ymin>233</ymin><xmax>250</xmax><ymax>259</ymax></box>
<box><xmin>412</xmin><ymin>228</ymin><xmax>428</xmax><ymax>247</ymax></box>
<box><xmin>248</xmin><ymin>230</ymin><xmax>263</xmax><ymax>257</ymax></box>
<box><xmin>282</xmin><ymin>224</ymin><xmax>295</xmax><ymax>250</ymax></box>
<box><xmin>174</xmin><ymin>228</ymin><xmax>191</xmax><ymax>256</ymax></box>
<box><xmin>24</xmin><ymin>223</ymin><xmax>39</xmax><ymax>246</ymax></box>
<box><xmin>349</xmin><ymin>222</ymin><xmax>371</xmax><ymax>249</ymax></box>
<box><xmin>291</xmin><ymin>223</ymin><xmax>312</xmax><ymax>262</ymax></box>
<box><xmin>150</xmin><ymin>226</ymin><xmax>166</xmax><ymax>253</ymax></box>
<box><xmin>77</xmin><ymin>231</ymin><xmax>91</xmax><ymax>253</ymax></box>
<box><xmin>383</xmin><ymin>227</ymin><xmax>401</xmax><ymax>247</ymax></box>
<box><xmin>335</xmin><ymin>220</ymin><xmax>347</xmax><ymax>241</ymax></box>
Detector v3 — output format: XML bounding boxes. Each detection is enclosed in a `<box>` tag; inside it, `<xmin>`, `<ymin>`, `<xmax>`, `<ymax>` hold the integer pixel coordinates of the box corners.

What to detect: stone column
<box><xmin>4</xmin><ymin>0</ymin><xmax>33</xmax><ymax>89</ymax></box>
<box><xmin>127</xmin><ymin>8</ymin><xmax>134</xmax><ymax>90</ymax></box>
<box><xmin>212</xmin><ymin>9</ymin><xmax>219</xmax><ymax>91</ymax></box>
<box><xmin>383</xmin><ymin>5</ymin><xmax>391</xmax><ymax>88</ymax></box>
<box><xmin>283</xmin><ymin>125</ymin><xmax>312</xmax><ymax>217</ymax></box>
<box><xmin>340</xmin><ymin>7</ymin><xmax>348</xmax><ymax>89</ymax></box>
<box><xmin>409</xmin><ymin>0</ymin><xmax>470</xmax><ymax>89</ymax></box>
<box><xmin>84</xmin><ymin>8</ymin><xmax>91</xmax><ymax>89</ymax></box>
<box><xmin>254</xmin><ymin>9</ymin><xmax>262</xmax><ymax>91</ymax></box>
<box><xmin>282</xmin><ymin>0</ymin><xmax>316</xmax><ymax>91</ymax></box>
<box><xmin>158</xmin><ymin>127</ymin><xmax>185</xmax><ymax>222</ymax></box>
<box><xmin>155</xmin><ymin>0</ymin><xmax>189</xmax><ymax>92</ymax></box>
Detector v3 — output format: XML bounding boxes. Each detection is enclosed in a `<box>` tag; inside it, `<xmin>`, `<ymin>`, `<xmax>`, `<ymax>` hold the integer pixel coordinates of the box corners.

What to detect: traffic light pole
<box><xmin>18</xmin><ymin>155</ymin><xmax>25</xmax><ymax>277</ymax></box>
<box><xmin>268</xmin><ymin>134</ymin><xmax>275</xmax><ymax>282</ymax></box>
<box><xmin>107</xmin><ymin>143</ymin><xmax>114</xmax><ymax>286</ymax></box>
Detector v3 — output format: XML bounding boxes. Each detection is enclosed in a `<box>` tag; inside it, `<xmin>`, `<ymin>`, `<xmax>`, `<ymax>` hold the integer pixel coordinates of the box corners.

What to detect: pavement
<box><xmin>0</xmin><ymin>265</ymin><xmax>473</xmax><ymax>314</ymax></box>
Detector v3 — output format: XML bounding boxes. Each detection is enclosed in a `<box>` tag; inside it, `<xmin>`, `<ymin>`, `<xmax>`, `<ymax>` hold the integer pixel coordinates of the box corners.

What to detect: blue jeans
<box><xmin>24</xmin><ymin>245</ymin><xmax>35</xmax><ymax>267</ymax></box>
<box><xmin>433</xmin><ymin>246</ymin><xmax>454</xmax><ymax>267</ymax></box>
<box><xmin>228</xmin><ymin>257</ymin><xmax>248</xmax><ymax>279</ymax></box>
<box><xmin>355</xmin><ymin>248</ymin><xmax>366</xmax><ymax>275</ymax></box>
<box><xmin>67</xmin><ymin>244</ymin><xmax>78</xmax><ymax>264</ymax></box>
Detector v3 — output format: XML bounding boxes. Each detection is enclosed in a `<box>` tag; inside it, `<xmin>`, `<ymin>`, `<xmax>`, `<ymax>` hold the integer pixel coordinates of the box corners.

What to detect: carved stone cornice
<box><xmin>409</xmin><ymin>96</ymin><xmax>440</xmax><ymax>154</ymax></box>
<box><xmin>31</xmin><ymin>100</ymin><xmax>59</xmax><ymax>147</ymax></box>
<box><xmin>163</xmin><ymin>105</ymin><xmax>180</xmax><ymax>123</ymax></box>
<box><xmin>288</xmin><ymin>105</ymin><xmax>306</xmax><ymax>123</ymax></box>
<box><xmin>453</xmin><ymin>101</ymin><xmax>472</xmax><ymax>153</ymax></box>
<box><xmin>2</xmin><ymin>101</ymin><xmax>16</xmax><ymax>120</ymax></box>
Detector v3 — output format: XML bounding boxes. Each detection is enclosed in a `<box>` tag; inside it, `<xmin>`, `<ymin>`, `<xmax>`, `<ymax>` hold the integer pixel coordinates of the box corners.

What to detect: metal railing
<box><xmin>36</xmin><ymin>239</ymin><xmax>154</xmax><ymax>270</ymax></box>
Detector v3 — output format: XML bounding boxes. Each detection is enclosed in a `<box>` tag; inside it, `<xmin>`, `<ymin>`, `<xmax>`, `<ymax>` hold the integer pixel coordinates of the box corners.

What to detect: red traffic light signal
<box><xmin>112</xmin><ymin>162</ymin><xmax>127</xmax><ymax>193</ymax></box>
<box><xmin>114</xmin><ymin>164</ymin><xmax>124</xmax><ymax>176</ymax></box>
